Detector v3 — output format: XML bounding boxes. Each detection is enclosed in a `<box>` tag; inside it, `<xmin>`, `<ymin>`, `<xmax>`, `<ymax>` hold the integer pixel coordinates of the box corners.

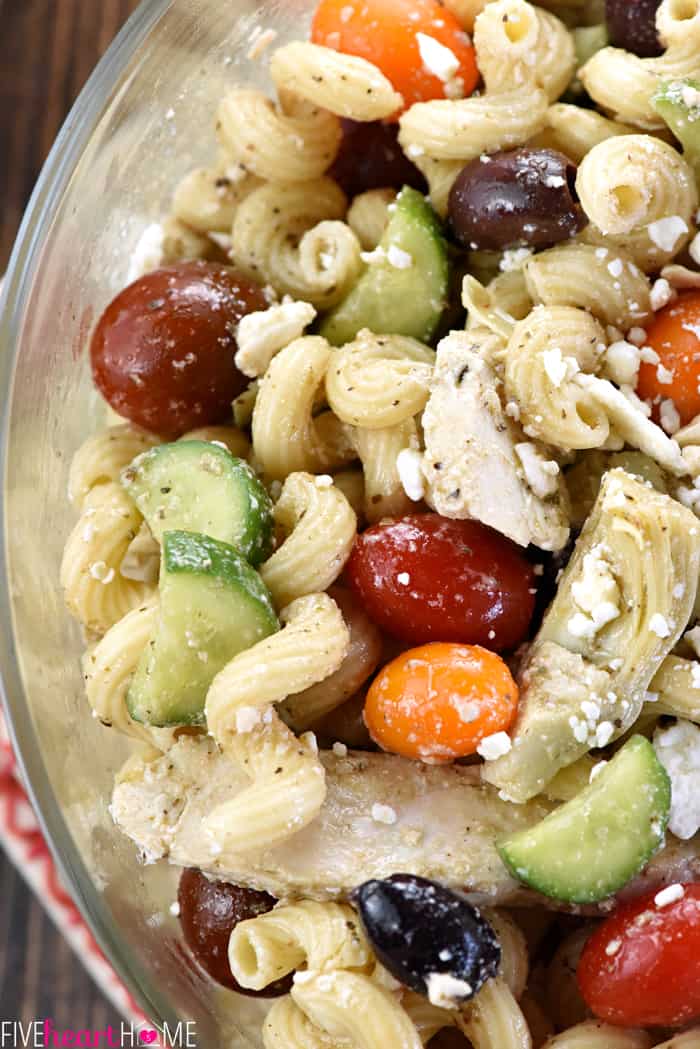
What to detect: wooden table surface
<box><xmin>1</xmin><ymin>0</ymin><xmax>140</xmax><ymax>1024</ymax></box>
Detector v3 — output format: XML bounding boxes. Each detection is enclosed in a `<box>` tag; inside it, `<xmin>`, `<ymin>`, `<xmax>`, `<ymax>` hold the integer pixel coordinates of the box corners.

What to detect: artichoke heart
<box><xmin>483</xmin><ymin>469</ymin><xmax>700</xmax><ymax>802</ymax></box>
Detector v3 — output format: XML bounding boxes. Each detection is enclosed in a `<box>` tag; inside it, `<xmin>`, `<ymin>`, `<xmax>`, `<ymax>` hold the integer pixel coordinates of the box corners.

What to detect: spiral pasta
<box><xmin>251</xmin><ymin>336</ymin><xmax>348</xmax><ymax>482</ymax></box>
<box><xmin>293</xmin><ymin>971</ymin><xmax>423</xmax><ymax>1049</ymax></box>
<box><xmin>541</xmin><ymin>1022</ymin><xmax>653</xmax><ymax>1048</ymax></box>
<box><xmin>179</xmin><ymin>424</ymin><xmax>250</xmax><ymax>460</ymax></box>
<box><xmin>576</xmin><ymin>135</ymin><xmax>697</xmax><ymax>272</ymax></box>
<box><xmin>536</xmin><ymin>104</ymin><xmax>636</xmax><ymax>165</ymax></box>
<box><xmin>217</xmin><ymin>89</ymin><xmax>341</xmax><ymax>184</ymax></box>
<box><xmin>483</xmin><ymin>910</ymin><xmax>529</xmax><ymax>1001</ymax></box>
<box><xmin>505</xmin><ymin>306</ymin><xmax>610</xmax><ymax>450</ymax></box>
<box><xmin>259</xmin><ymin>473</ymin><xmax>357</xmax><ymax>610</ymax></box>
<box><xmin>68</xmin><ymin>425</ymin><xmax>161</xmax><ymax>507</ymax></box>
<box><xmin>463</xmin><ymin>272</ymin><xmax>532</xmax><ymax>340</ymax></box>
<box><xmin>270</xmin><ymin>42</ymin><xmax>403</xmax><ymax>122</ymax></box>
<box><xmin>474</xmin><ymin>0</ymin><xmax>576</xmax><ymax>101</ymax></box>
<box><xmin>325</xmin><ymin>330</ymin><xmax>435</xmax><ymax>429</ymax></box>
<box><xmin>231</xmin><ymin>179</ymin><xmax>361</xmax><ymax>307</ymax></box>
<box><xmin>61</xmin><ymin>483</ymin><xmax>154</xmax><ymax>635</ymax></box>
<box><xmin>457</xmin><ymin>978</ymin><xmax>532</xmax><ymax>1049</ymax></box>
<box><xmin>347</xmin><ymin>189</ymin><xmax>396</xmax><ymax>250</ymax></box>
<box><xmin>281</xmin><ymin>586</ymin><xmax>382</xmax><ymax>731</ymax></box>
<box><xmin>229</xmin><ymin>900</ymin><xmax>371</xmax><ymax>990</ymax></box>
<box><xmin>399</xmin><ymin>85</ymin><xmax>549</xmax><ymax>162</ymax></box>
<box><xmin>263</xmin><ymin>998</ymin><xmax>345</xmax><ymax>1049</ymax></box>
<box><xmin>523</xmin><ymin>244</ymin><xmax>652</xmax><ymax>329</ymax></box>
<box><xmin>171</xmin><ymin>164</ymin><xmax>262</xmax><ymax>233</ymax></box>
<box><xmin>347</xmin><ymin>417</ymin><xmax>420</xmax><ymax>523</ymax></box>
<box><xmin>410</xmin><ymin>155</ymin><xmax>466</xmax><ymax>218</ymax></box>
<box><xmin>204</xmin><ymin>593</ymin><xmax>349</xmax><ymax>851</ymax></box>
<box><xmin>82</xmin><ymin>599</ymin><xmax>175</xmax><ymax>750</ymax></box>
<box><xmin>580</xmin><ymin>0</ymin><xmax>700</xmax><ymax>129</ymax></box>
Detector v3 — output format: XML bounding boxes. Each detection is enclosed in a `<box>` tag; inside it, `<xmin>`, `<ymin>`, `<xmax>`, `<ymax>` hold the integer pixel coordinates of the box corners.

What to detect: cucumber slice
<box><xmin>122</xmin><ymin>441</ymin><xmax>273</xmax><ymax>565</ymax></box>
<box><xmin>127</xmin><ymin>531</ymin><xmax>278</xmax><ymax>726</ymax></box>
<box><xmin>320</xmin><ymin>186</ymin><xmax>449</xmax><ymax>347</ymax></box>
<box><xmin>498</xmin><ymin>736</ymin><xmax>671</xmax><ymax>904</ymax></box>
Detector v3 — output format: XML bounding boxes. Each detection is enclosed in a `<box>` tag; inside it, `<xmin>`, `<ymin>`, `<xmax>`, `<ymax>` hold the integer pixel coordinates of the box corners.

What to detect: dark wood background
<box><xmin>1</xmin><ymin>0</ymin><xmax>140</xmax><ymax>1024</ymax></box>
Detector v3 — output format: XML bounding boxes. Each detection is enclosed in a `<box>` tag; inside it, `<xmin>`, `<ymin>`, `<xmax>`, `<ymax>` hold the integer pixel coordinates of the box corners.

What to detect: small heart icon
<box><xmin>140</xmin><ymin>1031</ymin><xmax>158</xmax><ymax>1045</ymax></box>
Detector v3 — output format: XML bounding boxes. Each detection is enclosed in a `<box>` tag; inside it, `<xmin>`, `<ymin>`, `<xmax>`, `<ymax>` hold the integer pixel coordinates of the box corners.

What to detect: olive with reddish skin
<box><xmin>606</xmin><ymin>0</ymin><xmax>662</xmax><ymax>57</ymax></box>
<box><xmin>329</xmin><ymin>120</ymin><xmax>427</xmax><ymax>198</ymax></box>
<box><xmin>177</xmin><ymin>868</ymin><xmax>292</xmax><ymax>997</ymax></box>
<box><xmin>90</xmin><ymin>261</ymin><xmax>267</xmax><ymax>437</ymax></box>
<box><xmin>346</xmin><ymin>514</ymin><xmax>536</xmax><ymax>650</ymax></box>
<box><xmin>448</xmin><ymin>148</ymin><xmax>587</xmax><ymax>252</ymax></box>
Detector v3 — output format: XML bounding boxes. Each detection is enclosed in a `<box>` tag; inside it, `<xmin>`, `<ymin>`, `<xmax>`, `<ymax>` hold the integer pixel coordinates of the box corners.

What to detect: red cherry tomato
<box><xmin>90</xmin><ymin>261</ymin><xmax>267</xmax><ymax>437</ymax></box>
<box><xmin>577</xmin><ymin>883</ymin><xmax>700</xmax><ymax>1028</ymax></box>
<box><xmin>177</xmin><ymin>869</ymin><xmax>292</xmax><ymax>997</ymax></box>
<box><xmin>636</xmin><ymin>290</ymin><xmax>700</xmax><ymax>427</ymax></box>
<box><xmin>311</xmin><ymin>0</ymin><xmax>479</xmax><ymax>113</ymax></box>
<box><xmin>347</xmin><ymin>514</ymin><xmax>536</xmax><ymax>650</ymax></box>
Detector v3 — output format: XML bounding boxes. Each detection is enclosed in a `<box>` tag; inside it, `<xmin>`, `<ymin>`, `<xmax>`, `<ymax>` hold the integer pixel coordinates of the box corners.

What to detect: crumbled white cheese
<box><xmin>647</xmin><ymin>217</ymin><xmax>689</xmax><ymax>254</ymax></box>
<box><xmin>397</xmin><ymin>572</ymin><xmax>411</xmax><ymax>586</ymax></box>
<box><xmin>649</xmin><ymin>612</ymin><xmax>671</xmax><ymax>638</ymax></box>
<box><xmin>657</xmin><ymin>363</ymin><xmax>674</xmax><ymax>385</ymax></box>
<box><xmin>169</xmin><ymin>901</ymin><xmax>181</xmax><ymax>917</ymax></box>
<box><xmin>235</xmin><ymin>300</ymin><xmax>317</xmax><ymax>378</ymax></box>
<box><xmin>605</xmin><ymin>938</ymin><xmax>622</xmax><ymax>956</ymax></box>
<box><xmin>639</xmin><ymin>345</ymin><xmax>660</xmax><ymax>365</ymax></box>
<box><xmin>360</xmin><ymin>246</ymin><xmax>387</xmax><ymax>265</ymax></box>
<box><xmin>654</xmin><ymin>883</ymin><xmax>685</xmax><ymax>908</ymax></box>
<box><xmin>650</xmin><ymin>277</ymin><xmax>676</xmax><ymax>311</ymax></box>
<box><xmin>89</xmin><ymin>561</ymin><xmax>115</xmax><ymax>584</ymax></box>
<box><xmin>235</xmin><ymin>706</ymin><xmax>262</xmax><ymax>733</ymax></box>
<box><xmin>608</xmin><ymin>258</ymin><xmax>624</xmax><ymax>278</ymax></box>
<box><xmin>426</xmin><ymin>972</ymin><xmax>473</xmax><ymax>1010</ymax></box>
<box><xmin>605</xmin><ymin>341</ymin><xmax>641</xmax><ymax>386</ymax></box>
<box><xmin>416</xmin><ymin>32</ymin><xmax>461</xmax><ymax>82</ymax></box>
<box><xmin>126</xmin><ymin>223</ymin><xmax>165</xmax><ymax>283</ymax></box>
<box><xmin>595</xmin><ymin>721</ymin><xmax>615</xmax><ymax>748</ymax></box>
<box><xmin>499</xmin><ymin>247</ymin><xmax>533</xmax><ymax>272</ymax></box>
<box><xmin>386</xmin><ymin>244</ymin><xmax>413</xmax><ymax>269</ymax></box>
<box><xmin>371</xmin><ymin>803</ymin><xmax>398</xmax><ymax>825</ymax></box>
<box><xmin>332</xmin><ymin>741</ymin><xmax>348</xmax><ymax>757</ymax></box>
<box><xmin>396</xmin><ymin>447</ymin><xmax>426</xmax><ymax>502</ymax></box>
<box><xmin>542</xmin><ymin>347</ymin><xmax>579</xmax><ymax>388</ymax></box>
<box><xmin>682</xmin><ymin>83</ymin><xmax>700</xmax><ymax>108</ymax></box>
<box><xmin>568</xmin><ymin>546</ymin><xmax>620</xmax><ymax>640</ymax></box>
<box><xmin>476</xmin><ymin>731</ymin><xmax>512</xmax><ymax>761</ymax></box>
<box><xmin>627</xmin><ymin>326</ymin><xmax>647</xmax><ymax>346</ymax></box>
<box><xmin>660</xmin><ymin>398</ymin><xmax>681</xmax><ymax>435</ymax></box>
<box><xmin>514</xmin><ymin>442</ymin><xmax>560</xmax><ymax>499</ymax></box>
<box><xmin>654</xmin><ymin>719</ymin><xmax>700</xmax><ymax>839</ymax></box>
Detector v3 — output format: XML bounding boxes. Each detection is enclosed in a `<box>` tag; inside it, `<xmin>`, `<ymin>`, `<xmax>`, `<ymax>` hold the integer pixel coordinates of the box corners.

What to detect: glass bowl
<box><xmin>0</xmin><ymin>1</ymin><xmax>314</xmax><ymax>1041</ymax></box>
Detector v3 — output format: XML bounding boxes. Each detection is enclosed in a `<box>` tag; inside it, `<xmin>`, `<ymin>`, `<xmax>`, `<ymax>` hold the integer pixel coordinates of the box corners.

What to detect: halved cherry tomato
<box><xmin>347</xmin><ymin>514</ymin><xmax>537</xmax><ymax>650</ymax></box>
<box><xmin>364</xmin><ymin>642</ymin><xmax>518</xmax><ymax>763</ymax></box>
<box><xmin>577</xmin><ymin>883</ymin><xmax>700</xmax><ymax>1028</ymax></box>
<box><xmin>90</xmin><ymin>261</ymin><xmax>267</xmax><ymax>437</ymax></box>
<box><xmin>636</xmin><ymin>289</ymin><xmax>700</xmax><ymax>427</ymax></box>
<box><xmin>311</xmin><ymin>0</ymin><xmax>479</xmax><ymax>112</ymax></box>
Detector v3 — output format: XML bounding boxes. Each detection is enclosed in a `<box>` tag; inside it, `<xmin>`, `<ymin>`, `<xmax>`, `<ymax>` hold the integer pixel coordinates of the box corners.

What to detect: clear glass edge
<box><xmin>0</xmin><ymin>0</ymin><xmax>183</xmax><ymax>1031</ymax></box>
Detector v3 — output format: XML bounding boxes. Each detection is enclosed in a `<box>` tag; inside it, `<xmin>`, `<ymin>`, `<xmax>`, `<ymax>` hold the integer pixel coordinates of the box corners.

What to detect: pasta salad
<box><xmin>61</xmin><ymin>0</ymin><xmax>700</xmax><ymax>1044</ymax></box>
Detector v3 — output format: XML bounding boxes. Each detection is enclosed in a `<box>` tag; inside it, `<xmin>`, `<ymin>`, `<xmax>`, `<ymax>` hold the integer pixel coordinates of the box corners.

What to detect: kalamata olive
<box><xmin>177</xmin><ymin>868</ymin><xmax>293</xmax><ymax>997</ymax></box>
<box><xmin>329</xmin><ymin>119</ymin><xmax>428</xmax><ymax>198</ymax></box>
<box><xmin>448</xmin><ymin>148</ymin><xmax>587</xmax><ymax>252</ymax></box>
<box><xmin>90</xmin><ymin>261</ymin><xmax>267</xmax><ymax>437</ymax></box>
<box><xmin>354</xmin><ymin>875</ymin><xmax>501</xmax><ymax>1005</ymax></box>
<box><xmin>606</xmin><ymin>0</ymin><xmax>662</xmax><ymax>58</ymax></box>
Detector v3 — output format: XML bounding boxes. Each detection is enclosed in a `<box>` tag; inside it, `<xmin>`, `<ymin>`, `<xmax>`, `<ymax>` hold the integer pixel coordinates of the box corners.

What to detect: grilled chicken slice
<box><xmin>111</xmin><ymin>736</ymin><xmax>551</xmax><ymax>903</ymax></box>
<box><xmin>422</xmin><ymin>330</ymin><xmax>570</xmax><ymax>552</ymax></box>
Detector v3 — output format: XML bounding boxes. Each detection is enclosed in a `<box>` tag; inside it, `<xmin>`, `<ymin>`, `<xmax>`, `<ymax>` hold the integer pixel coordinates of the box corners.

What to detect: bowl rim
<box><xmin>0</xmin><ymin>0</ymin><xmax>184</xmax><ymax>1028</ymax></box>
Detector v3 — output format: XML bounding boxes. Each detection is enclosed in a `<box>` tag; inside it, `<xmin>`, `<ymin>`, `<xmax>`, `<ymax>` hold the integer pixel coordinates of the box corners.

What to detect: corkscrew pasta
<box><xmin>60</xmin><ymin>0</ymin><xmax>700</xmax><ymax>1045</ymax></box>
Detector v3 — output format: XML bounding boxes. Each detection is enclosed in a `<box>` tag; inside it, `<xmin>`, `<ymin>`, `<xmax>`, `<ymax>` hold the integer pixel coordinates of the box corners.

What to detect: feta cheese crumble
<box><xmin>649</xmin><ymin>612</ymin><xmax>671</xmax><ymax>639</ymax></box>
<box><xmin>426</xmin><ymin>972</ymin><xmax>473</xmax><ymax>1010</ymax></box>
<box><xmin>235</xmin><ymin>300</ymin><xmax>317</xmax><ymax>378</ymax></box>
<box><xmin>568</xmin><ymin>546</ymin><xmax>620</xmax><ymax>640</ymax></box>
<box><xmin>650</xmin><ymin>277</ymin><xmax>676</xmax><ymax>311</ymax></box>
<box><xmin>515</xmin><ymin>442</ymin><xmax>560</xmax><ymax>499</ymax></box>
<box><xmin>654</xmin><ymin>719</ymin><xmax>700</xmax><ymax>839</ymax></box>
<box><xmin>605</xmin><ymin>341</ymin><xmax>641</xmax><ymax>386</ymax></box>
<box><xmin>371</xmin><ymin>803</ymin><xmax>398</xmax><ymax>825</ymax></box>
<box><xmin>386</xmin><ymin>245</ymin><xmax>413</xmax><ymax>269</ymax></box>
<box><xmin>647</xmin><ymin>217</ymin><xmax>689</xmax><ymax>254</ymax></box>
<box><xmin>235</xmin><ymin>706</ymin><xmax>262</xmax><ymax>733</ymax></box>
<box><xmin>126</xmin><ymin>223</ymin><xmax>165</xmax><ymax>283</ymax></box>
<box><xmin>416</xmin><ymin>33</ymin><xmax>461</xmax><ymax>82</ymax></box>
<box><xmin>477</xmin><ymin>731</ymin><xmax>512</xmax><ymax>761</ymax></box>
<box><xmin>654</xmin><ymin>883</ymin><xmax>685</xmax><ymax>908</ymax></box>
<box><xmin>396</xmin><ymin>447</ymin><xmax>426</xmax><ymax>502</ymax></box>
<box><xmin>332</xmin><ymin>741</ymin><xmax>348</xmax><ymax>757</ymax></box>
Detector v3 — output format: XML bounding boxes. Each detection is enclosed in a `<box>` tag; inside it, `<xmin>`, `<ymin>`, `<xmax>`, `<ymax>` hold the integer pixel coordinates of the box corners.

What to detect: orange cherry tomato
<box><xmin>637</xmin><ymin>289</ymin><xmax>700</xmax><ymax>426</ymax></box>
<box><xmin>311</xmin><ymin>0</ymin><xmax>479</xmax><ymax>112</ymax></box>
<box><xmin>364</xmin><ymin>642</ymin><xmax>518</xmax><ymax>764</ymax></box>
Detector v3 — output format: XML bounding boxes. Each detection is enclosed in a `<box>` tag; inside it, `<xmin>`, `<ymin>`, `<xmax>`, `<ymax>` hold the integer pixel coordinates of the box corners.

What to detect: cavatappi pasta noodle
<box><xmin>61</xmin><ymin>0</ymin><xmax>700</xmax><ymax>1044</ymax></box>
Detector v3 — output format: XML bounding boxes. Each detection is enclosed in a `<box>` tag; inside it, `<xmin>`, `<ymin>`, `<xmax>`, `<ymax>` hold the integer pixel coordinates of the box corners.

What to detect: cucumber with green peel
<box><xmin>122</xmin><ymin>440</ymin><xmax>273</xmax><ymax>565</ymax></box>
<box><xmin>498</xmin><ymin>736</ymin><xmax>671</xmax><ymax>904</ymax></box>
<box><xmin>127</xmin><ymin>531</ymin><xmax>278</xmax><ymax>726</ymax></box>
<box><xmin>320</xmin><ymin>186</ymin><xmax>449</xmax><ymax>347</ymax></box>
<box><xmin>652</xmin><ymin>79</ymin><xmax>700</xmax><ymax>181</ymax></box>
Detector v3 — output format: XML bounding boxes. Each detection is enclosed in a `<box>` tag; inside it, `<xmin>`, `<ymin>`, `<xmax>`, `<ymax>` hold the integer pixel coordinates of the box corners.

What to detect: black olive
<box><xmin>605</xmin><ymin>0</ymin><xmax>663</xmax><ymax>57</ymax></box>
<box><xmin>353</xmin><ymin>874</ymin><xmax>501</xmax><ymax>1004</ymax></box>
<box><xmin>447</xmin><ymin>148</ymin><xmax>587</xmax><ymax>252</ymax></box>
<box><xmin>329</xmin><ymin>119</ymin><xmax>428</xmax><ymax>199</ymax></box>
